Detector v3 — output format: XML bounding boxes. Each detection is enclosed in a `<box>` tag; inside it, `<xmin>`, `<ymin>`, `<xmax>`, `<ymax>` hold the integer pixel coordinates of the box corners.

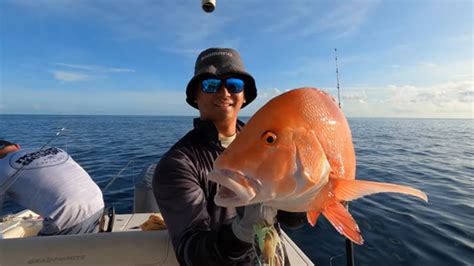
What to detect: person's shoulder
<box><xmin>168</xmin><ymin>128</ymin><xmax>210</xmax><ymax>153</ymax></box>
<box><xmin>7</xmin><ymin>147</ymin><xmax>71</xmax><ymax>170</ymax></box>
<box><xmin>159</xmin><ymin>130</ymin><xmax>196</xmax><ymax>162</ymax></box>
<box><xmin>154</xmin><ymin>136</ymin><xmax>197</xmax><ymax>181</ymax></box>
<box><xmin>157</xmin><ymin>127</ymin><xmax>212</xmax><ymax>171</ymax></box>
<box><xmin>18</xmin><ymin>147</ymin><xmax>68</xmax><ymax>156</ymax></box>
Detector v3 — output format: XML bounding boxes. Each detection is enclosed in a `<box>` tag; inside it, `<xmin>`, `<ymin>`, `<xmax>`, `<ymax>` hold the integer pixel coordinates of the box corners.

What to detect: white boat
<box><xmin>0</xmin><ymin>167</ymin><xmax>314</xmax><ymax>266</ymax></box>
<box><xmin>0</xmin><ymin>210</ymin><xmax>313</xmax><ymax>266</ymax></box>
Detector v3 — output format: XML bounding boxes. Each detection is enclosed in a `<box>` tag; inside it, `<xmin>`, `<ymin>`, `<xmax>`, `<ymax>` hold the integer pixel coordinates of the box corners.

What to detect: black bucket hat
<box><xmin>186</xmin><ymin>48</ymin><xmax>257</xmax><ymax>109</ymax></box>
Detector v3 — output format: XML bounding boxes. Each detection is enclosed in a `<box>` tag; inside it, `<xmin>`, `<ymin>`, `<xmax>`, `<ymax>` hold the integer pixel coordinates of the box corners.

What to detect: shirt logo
<box><xmin>10</xmin><ymin>147</ymin><xmax>69</xmax><ymax>170</ymax></box>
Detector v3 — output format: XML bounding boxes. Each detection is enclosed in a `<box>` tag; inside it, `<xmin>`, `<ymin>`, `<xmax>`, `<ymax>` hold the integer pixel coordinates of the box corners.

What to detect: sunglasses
<box><xmin>201</xmin><ymin>77</ymin><xmax>245</xmax><ymax>94</ymax></box>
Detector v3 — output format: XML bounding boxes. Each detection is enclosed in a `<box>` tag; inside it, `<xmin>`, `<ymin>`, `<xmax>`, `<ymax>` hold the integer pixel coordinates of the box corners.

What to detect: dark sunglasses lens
<box><xmin>225</xmin><ymin>78</ymin><xmax>244</xmax><ymax>93</ymax></box>
<box><xmin>201</xmin><ymin>79</ymin><xmax>221</xmax><ymax>93</ymax></box>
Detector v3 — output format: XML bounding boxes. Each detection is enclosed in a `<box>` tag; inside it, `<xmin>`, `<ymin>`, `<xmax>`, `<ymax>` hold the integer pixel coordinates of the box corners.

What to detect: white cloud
<box><xmin>457</xmin><ymin>90</ymin><xmax>473</xmax><ymax>103</ymax></box>
<box><xmin>108</xmin><ymin>68</ymin><xmax>135</xmax><ymax>73</ymax></box>
<box><xmin>342</xmin><ymin>90</ymin><xmax>367</xmax><ymax>104</ymax></box>
<box><xmin>419</xmin><ymin>62</ymin><xmax>437</xmax><ymax>68</ymax></box>
<box><xmin>387</xmin><ymin>79</ymin><xmax>473</xmax><ymax>107</ymax></box>
<box><xmin>51</xmin><ymin>71</ymin><xmax>99</xmax><ymax>82</ymax></box>
<box><xmin>451</xmin><ymin>73</ymin><xmax>473</xmax><ymax>80</ymax></box>
<box><xmin>397</xmin><ymin>62</ymin><xmax>439</xmax><ymax>69</ymax></box>
<box><xmin>374</xmin><ymin>59</ymin><xmax>472</xmax><ymax>88</ymax></box>
<box><xmin>340</xmin><ymin>78</ymin><xmax>474</xmax><ymax>118</ymax></box>
<box><xmin>259</xmin><ymin>88</ymin><xmax>283</xmax><ymax>100</ymax></box>
<box><xmin>52</xmin><ymin>63</ymin><xmax>100</xmax><ymax>71</ymax></box>
<box><xmin>50</xmin><ymin>63</ymin><xmax>135</xmax><ymax>83</ymax></box>
<box><xmin>52</xmin><ymin>63</ymin><xmax>135</xmax><ymax>73</ymax></box>
<box><xmin>2</xmin><ymin>78</ymin><xmax>472</xmax><ymax>118</ymax></box>
<box><xmin>159</xmin><ymin>47</ymin><xmax>202</xmax><ymax>58</ymax></box>
<box><xmin>240</xmin><ymin>87</ymin><xmax>286</xmax><ymax>116</ymax></box>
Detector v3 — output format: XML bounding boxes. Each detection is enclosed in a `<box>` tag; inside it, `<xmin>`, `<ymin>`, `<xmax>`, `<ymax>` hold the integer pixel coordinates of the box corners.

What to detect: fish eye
<box><xmin>261</xmin><ymin>131</ymin><xmax>277</xmax><ymax>145</ymax></box>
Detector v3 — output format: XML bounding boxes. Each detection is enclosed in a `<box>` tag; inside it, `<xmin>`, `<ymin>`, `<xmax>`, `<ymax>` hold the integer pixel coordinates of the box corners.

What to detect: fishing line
<box><xmin>253</xmin><ymin>224</ymin><xmax>285</xmax><ymax>266</ymax></box>
<box><xmin>329</xmin><ymin>253</ymin><xmax>344</xmax><ymax>266</ymax></box>
<box><xmin>39</xmin><ymin>128</ymin><xmax>66</xmax><ymax>150</ymax></box>
<box><xmin>101</xmin><ymin>159</ymin><xmax>135</xmax><ymax>193</ymax></box>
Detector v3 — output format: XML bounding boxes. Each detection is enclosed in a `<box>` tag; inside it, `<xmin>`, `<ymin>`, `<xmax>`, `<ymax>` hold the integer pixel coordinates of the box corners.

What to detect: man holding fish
<box><xmin>153</xmin><ymin>48</ymin><xmax>305</xmax><ymax>265</ymax></box>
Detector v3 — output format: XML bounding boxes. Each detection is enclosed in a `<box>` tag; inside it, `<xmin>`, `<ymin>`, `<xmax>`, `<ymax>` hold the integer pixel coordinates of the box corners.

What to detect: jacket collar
<box><xmin>193</xmin><ymin>118</ymin><xmax>244</xmax><ymax>141</ymax></box>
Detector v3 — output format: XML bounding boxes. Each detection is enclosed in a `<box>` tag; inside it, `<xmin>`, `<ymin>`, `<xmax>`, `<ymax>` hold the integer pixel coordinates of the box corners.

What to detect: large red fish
<box><xmin>208</xmin><ymin>88</ymin><xmax>427</xmax><ymax>244</ymax></box>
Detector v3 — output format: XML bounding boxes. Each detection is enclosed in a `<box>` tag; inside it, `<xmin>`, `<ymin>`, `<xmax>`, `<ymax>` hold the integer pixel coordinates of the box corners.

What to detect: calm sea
<box><xmin>1</xmin><ymin>115</ymin><xmax>473</xmax><ymax>265</ymax></box>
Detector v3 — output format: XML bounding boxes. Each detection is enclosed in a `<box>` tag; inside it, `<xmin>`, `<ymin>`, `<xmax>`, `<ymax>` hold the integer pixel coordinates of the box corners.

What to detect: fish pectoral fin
<box><xmin>293</xmin><ymin>129</ymin><xmax>331</xmax><ymax>191</ymax></box>
<box><xmin>306</xmin><ymin>210</ymin><xmax>321</xmax><ymax>226</ymax></box>
<box><xmin>322</xmin><ymin>201</ymin><xmax>364</xmax><ymax>245</ymax></box>
<box><xmin>331</xmin><ymin>179</ymin><xmax>428</xmax><ymax>202</ymax></box>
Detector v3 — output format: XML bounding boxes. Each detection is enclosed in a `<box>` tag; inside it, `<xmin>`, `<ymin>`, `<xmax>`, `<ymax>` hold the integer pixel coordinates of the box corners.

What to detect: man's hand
<box><xmin>231</xmin><ymin>203</ymin><xmax>278</xmax><ymax>243</ymax></box>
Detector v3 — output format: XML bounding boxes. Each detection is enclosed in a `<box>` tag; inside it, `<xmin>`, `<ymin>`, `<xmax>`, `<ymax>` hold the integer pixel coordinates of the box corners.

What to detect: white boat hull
<box><xmin>0</xmin><ymin>211</ymin><xmax>313</xmax><ymax>266</ymax></box>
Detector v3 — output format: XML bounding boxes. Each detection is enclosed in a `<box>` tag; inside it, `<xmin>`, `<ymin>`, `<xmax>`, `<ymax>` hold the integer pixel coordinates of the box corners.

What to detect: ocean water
<box><xmin>1</xmin><ymin>115</ymin><xmax>473</xmax><ymax>265</ymax></box>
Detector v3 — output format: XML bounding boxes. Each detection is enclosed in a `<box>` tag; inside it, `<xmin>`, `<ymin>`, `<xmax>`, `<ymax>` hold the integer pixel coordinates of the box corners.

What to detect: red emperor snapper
<box><xmin>207</xmin><ymin>87</ymin><xmax>428</xmax><ymax>244</ymax></box>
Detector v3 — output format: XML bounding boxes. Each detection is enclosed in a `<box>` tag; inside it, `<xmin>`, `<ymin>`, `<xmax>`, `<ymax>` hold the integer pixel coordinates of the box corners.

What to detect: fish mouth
<box><xmin>208</xmin><ymin>169</ymin><xmax>260</xmax><ymax>207</ymax></box>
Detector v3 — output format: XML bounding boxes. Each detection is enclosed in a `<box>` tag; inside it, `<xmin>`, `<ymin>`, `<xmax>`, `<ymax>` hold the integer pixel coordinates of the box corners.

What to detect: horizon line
<box><xmin>0</xmin><ymin>113</ymin><xmax>472</xmax><ymax>120</ymax></box>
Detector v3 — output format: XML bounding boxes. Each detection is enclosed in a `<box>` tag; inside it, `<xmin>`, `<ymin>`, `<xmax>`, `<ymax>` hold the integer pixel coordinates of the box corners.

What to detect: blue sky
<box><xmin>0</xmin><ymin>0</ymin><xmax>472</xmax><ymax>118</ymax></box>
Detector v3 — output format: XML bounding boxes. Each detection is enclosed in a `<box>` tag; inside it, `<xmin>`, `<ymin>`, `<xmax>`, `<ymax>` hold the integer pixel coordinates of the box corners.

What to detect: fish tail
<box><xmin>322</xmin><ymin>201</ymin><xmax>364</xmax><ymax>245</ymax></box>
<box><xmin>331</xmin><ymin>179</ymin><xmax>428</xmax><ymax>202</ymax></box>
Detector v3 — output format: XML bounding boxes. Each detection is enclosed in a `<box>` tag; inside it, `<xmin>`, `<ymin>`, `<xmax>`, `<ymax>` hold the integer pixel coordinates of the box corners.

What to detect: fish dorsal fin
<box><xmin>306</xmin><ymin>210</ymin><xmax>321</xmax><ymax>226</ymax></box>
<box><xmin>331</xmin><ymin>179</ymin><xmax>428</xmax><ymax>202</ymax></box>
<box><xmin>322</xmin><ymin>201</ymin><xmax>364</xmax><ymax>245</ymax></box>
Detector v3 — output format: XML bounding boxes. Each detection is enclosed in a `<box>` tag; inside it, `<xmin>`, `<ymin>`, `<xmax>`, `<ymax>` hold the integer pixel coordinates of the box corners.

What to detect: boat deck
<box><xmin>0</xmin><ymin>211</ymin><xmax>314</xmax><ymax>266</ymax></box>
<box><xmin>113</xmin><ymin>213</ymin><xmax>313</xmax><ymax>265</ymax></box>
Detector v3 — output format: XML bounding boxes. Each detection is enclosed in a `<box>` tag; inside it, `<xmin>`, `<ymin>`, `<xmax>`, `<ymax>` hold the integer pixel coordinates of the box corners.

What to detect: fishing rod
<box><xmin>335</xmin><ymin>48</ymin><xmax>342</xmax><ymax>109</ymax></box>
<box><xmin>335</xmin><ymin>48</ymin><xmax>355</xmax><ymax>266</ymax></box>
